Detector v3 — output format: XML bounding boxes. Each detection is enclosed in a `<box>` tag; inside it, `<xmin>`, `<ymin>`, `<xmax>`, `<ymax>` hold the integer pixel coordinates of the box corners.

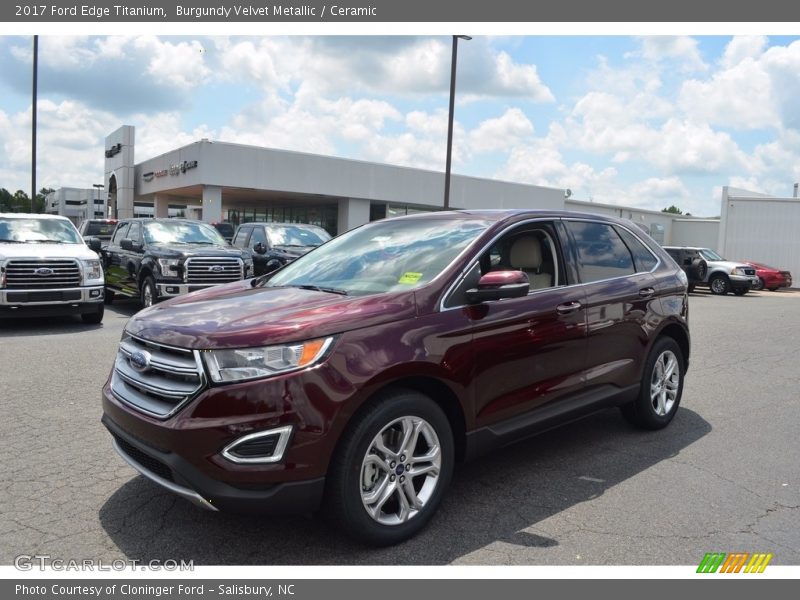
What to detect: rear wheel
<box><xmin>325</xmin><ymin>389</ymin><xmax>454</xmax><ymax>546</ymax></box>
<box><xmin>690</xmin><ymin>258</ymin><xmax>707</xmax><ymax>281</ymax></box>
<box><xmin>709</xmin><ymin>273</ymin><xmax>730</xmax><ymax>295</ymax></box>
<box><xmin>621</xmin><ymin>337</ymin><xmax>684</xmax><ymax>430</ymax></box>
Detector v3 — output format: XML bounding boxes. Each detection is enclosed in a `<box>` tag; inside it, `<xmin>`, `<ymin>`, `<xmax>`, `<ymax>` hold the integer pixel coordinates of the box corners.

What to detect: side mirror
<box><xmin>120</xmin><ymin>239</ymin><xmax>142</xmax><ymax>252</ymax></box>
<box><xmin>253</xmin><ymin>242</ymin><xmax>267</xmax><ymax>255</ymax></box>
<box><xmin>85</xmin><ymin>237</ymin><xmax>102</xmax><ymax>253</ymax></box>
<box><xmin>465</xmin><ymin>270</ymin><xmax>529</xmax><ymax>304</ymax></box>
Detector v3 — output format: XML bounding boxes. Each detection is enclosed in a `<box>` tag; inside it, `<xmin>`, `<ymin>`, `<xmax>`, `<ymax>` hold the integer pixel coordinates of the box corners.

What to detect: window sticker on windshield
<box><xmin>398</xmin><ymin>272</ymin><xmax>423</xmax><ymax>285</ymax></box>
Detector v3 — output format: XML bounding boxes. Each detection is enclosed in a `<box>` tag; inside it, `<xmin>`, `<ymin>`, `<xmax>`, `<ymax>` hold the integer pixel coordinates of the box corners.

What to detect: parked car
<box><xmin>663</xmin><ymin>246</ymin><xmax>758</xmax><ymax>295</ymax></box>
<box><xmin>102</xmin><ymin>210</ymin><xmax>690</xmax><ymax>545</ymax></box>
<box><xmin>742</xmin><ymin>261</ymin><xmax>792</xmax><ymax>291</ymax></box>
<box><xmin>78</xmin><ymin>219</ymin><xmax>117</xmax><ymax>243</ymax></box>
<box><xmin>0</xmin><ymin>213</ymin><xmax>105</xmax><ymax>323</ymax></box>
<box><xmin>231</xmin><ymin>222</ymin><xmax>332</xmax><ymax>275</ymax></box>
<box><xmin>101</xmin><ymin>218</ymin><xmax>254</xmax><ymax>307</ymax></box>
<box><xmin>209</xmin><ymin>221</ymin><xmax>235</xmax><ymax>243</ymax></box>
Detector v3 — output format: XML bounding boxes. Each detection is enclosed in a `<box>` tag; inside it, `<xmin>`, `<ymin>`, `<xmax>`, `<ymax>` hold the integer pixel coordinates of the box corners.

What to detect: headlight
<box><xmin>82</xmin><ymin>259</ymin><xmax>103</xmax><ymax>282</ymax></box>
<box><xmin>157</xmin><ymin>258</ymin><xmax>180</xmax><ymax>274</ymax></box>
<box><xmin>244</xmin><ymin>258</ymin><xmax>254</xmax><ymax>276</ymax></box>
<box><xmin>733</xmin><ymin>267</ymin><xmax>746</xmax><ymax>275</ymax></box>
<box><xmin>203</xmin><ymin>337</ymin><xmax>335</xmax><ymax>383</ymax></box>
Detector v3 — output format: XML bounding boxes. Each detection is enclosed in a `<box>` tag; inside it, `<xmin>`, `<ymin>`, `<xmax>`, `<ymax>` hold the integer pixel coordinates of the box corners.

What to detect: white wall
<box><xmin>719</xmin><ymin>187</ymin><xmax>800</xmax><ymax>280</ymax></box>
<box><xmin>669</xmin><ymin>219</ymin><xmax>720</xmax><ymax>250</ymax></box>
<box><xmin>565</xmin><ymin>199</ymin><xmax>675</xmax><ymax>243</ymax></box>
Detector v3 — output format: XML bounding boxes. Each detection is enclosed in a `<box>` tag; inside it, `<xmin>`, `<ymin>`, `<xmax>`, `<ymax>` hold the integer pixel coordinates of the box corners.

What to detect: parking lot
<box><xmin>1</xmin><ymin>289</ymin><xmax>799</xmax><ymax>565</ymax></box>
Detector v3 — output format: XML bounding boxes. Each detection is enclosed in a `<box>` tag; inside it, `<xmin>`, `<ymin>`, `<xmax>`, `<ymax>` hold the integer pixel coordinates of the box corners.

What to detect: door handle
<box><xmin>639</xmin><ymin>287</ymin><xmax>655</xmax><ymax>298</ymax></box>
<box><xmin>556</xmin><ymin>301</ymin><xmax>582</xmax><ymax>315</ymax></box>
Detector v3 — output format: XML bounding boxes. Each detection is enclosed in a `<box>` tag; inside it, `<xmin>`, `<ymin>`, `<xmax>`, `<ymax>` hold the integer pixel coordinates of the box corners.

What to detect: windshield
<box><xmin>265</xmin><ymin>217</ymin><xmax>490</xmax><ymax>296</ymax></box>
<box><xmin>699</xmin><ymin>248</ymin><xmax>725</xmax><ymax>261</ymax></box>
<box><xmin>144</xmin><ymin>221</ymin><xmax>226</xmax><ymax>245</ymax></box>
<box><xmin>0</xmin><ymin>217</ymin><xmax>83</xmax><ymax>244</ymax></box>
<box><xmin>268</xmin><ymin>224</ymin><xmax>331</xmax><ymax>247</ymax></box>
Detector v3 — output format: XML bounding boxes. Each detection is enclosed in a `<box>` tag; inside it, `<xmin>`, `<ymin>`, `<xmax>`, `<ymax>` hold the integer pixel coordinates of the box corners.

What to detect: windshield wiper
<box><xmin>33</xmin><ymin>240</ymin><xmax>67</xmax><ymax>244</ymax></box>
<box><xmin>0</xmin><ymin>239</ymin><xmax>25</xmax><ymax>243</ymax></box>
<box><xmin>293</xmin><ymin>284</ymin><xmax>348</xmax><ymax>295</ymax></box>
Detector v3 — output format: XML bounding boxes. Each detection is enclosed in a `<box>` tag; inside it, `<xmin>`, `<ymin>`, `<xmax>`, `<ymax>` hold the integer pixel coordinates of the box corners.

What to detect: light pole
<box><xmin>443</xmin><ymin>35</ymin><xmax>471</xmax><ymax>210</ymax></box>
<box><xmin>93</xmin><ymin>183</ymin><xmax>104</xmax><ymax>219</ymax></box>
<box><xmin>32</xmin><ymin>35</ymin><xmax>38</xmax><ymax>212</ymax></box>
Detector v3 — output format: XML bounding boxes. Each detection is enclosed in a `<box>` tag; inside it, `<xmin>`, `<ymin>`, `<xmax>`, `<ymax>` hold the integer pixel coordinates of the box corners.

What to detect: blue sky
<box><xmin>2</xmin><ymin>35</ymin><xmax>800</xmax><ymax>216</ymax></box>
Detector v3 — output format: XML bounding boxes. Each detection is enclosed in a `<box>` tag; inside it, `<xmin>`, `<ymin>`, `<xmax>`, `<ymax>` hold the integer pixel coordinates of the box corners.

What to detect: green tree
<box><xmin>661</xmin><ymin>205</ymin><xmax>684</xmax><ymax>215</ymax></box>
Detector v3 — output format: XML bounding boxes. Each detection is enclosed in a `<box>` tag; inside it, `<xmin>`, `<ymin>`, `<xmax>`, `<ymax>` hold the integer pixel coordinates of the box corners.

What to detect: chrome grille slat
<box><xmin>5</xmin><ymin>259</ymin><xmax>81</xmax><ymax>289</ymax></box>
<box><xmin>111</xmin><ymin>335</ymin><xmax>206</xmax><ymax>419</ymax></box>
<box><xmin>185</xmin><ymin>257</ymin><xmax>243</xmax><ymax>285</ymax></box>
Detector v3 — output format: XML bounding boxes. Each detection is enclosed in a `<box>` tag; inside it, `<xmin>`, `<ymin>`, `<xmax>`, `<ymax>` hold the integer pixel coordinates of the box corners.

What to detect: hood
<box><xmin>124</xmin><ymin>281</ymin><xmax>418</xmax><ymax>349</ymax></box>
<box><xmin>148</xmin><ymin>243</ymin><xmax>247</xmax><ymax>258</ymax></box>
<box><xmin>710</xmin><ymin>259</ymin><xmax>751</xmax><ymax>270</ymax></box>
<box><xmin>0</xmin><ymin>242</ymin><xmax>99</xmax><ymax>261</ymax></box>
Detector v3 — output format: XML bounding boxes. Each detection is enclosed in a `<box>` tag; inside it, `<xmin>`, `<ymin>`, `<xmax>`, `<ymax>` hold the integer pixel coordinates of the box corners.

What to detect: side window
<box><xmin>232</xmin><ymin>226</ymin><xmax>252</xmax><ymax>248</ymax></box>
<box><xmin>128</xmin><ymin>223</ymin><xmax>142</xmax><ymax>244</ymax></box>
<box><xmin>565</xmin><ymin>221</ymin><xmax>635</xmax><ymax>283</ymax></box>
<box><xmin>250</xmin><ymin>227</ymin><xmax>268</xmax><ymax>248</ymax></box>
<box><xmin>615</xmin><ymin>226</ymin><xmax>658</xmax><ymax>273</ymax></box>
<box><xmin>111</xmin><ymin>222</ymin><xmax>130</xmax><ymax>245</ymax></box>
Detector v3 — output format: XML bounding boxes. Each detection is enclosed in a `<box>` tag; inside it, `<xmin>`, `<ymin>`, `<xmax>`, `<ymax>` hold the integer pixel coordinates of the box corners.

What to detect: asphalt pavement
<box><xmin>1</xmin><ymin>290</ymin><xmax>798</xmax><ymax>565</ymax></box>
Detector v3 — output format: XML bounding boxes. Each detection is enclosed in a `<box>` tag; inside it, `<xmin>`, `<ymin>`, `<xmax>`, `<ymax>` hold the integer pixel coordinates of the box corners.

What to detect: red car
<box><xmin>102</xmin><ymin>210</ymin><xmax>690</xmax><ymax>545</ymax></box>
<box><xmin>744</xmin><ymin>261</ymin><xmax>792</xmax><ymax>291</ymax></box>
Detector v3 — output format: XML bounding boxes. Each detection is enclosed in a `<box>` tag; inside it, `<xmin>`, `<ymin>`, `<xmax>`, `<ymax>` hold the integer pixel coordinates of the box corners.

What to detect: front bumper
<box><xmin>156</xmin><ymin>283</ymin><xmax>223</xmax><ymax>297</ymax></box>
<box><xmin>0</xmin><ymin>286</ymin><xmax>103</xmax><ymax>316</ymax></box>
<box><xmin>729</xmin><ymin>274</ymin><xmax>759</xmax><ymax>289</ymax></box>
<box><xmin>102</xmin><ymin>413</ymin><xmax>325</xmax><ymax>514</ymax></box>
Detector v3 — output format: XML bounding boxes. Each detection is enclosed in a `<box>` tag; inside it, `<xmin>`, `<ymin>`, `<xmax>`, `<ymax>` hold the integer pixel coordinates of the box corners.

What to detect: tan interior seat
<box><xmin>509</xmin><ymin>235</ymin><xmax>552</xmax><ymax>290</ymax></box>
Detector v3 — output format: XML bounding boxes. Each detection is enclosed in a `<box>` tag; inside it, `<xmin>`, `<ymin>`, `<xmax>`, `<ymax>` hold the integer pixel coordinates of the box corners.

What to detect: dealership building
<box><xmin>47</xmin><ymin>124</ymin><xmax>799</xmax><ymax>281</ymax></box>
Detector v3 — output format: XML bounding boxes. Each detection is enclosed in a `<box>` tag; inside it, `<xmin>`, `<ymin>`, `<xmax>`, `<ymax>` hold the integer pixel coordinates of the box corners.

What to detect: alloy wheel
<box><xmin>359</xmin><ymin>416</ymin><xmax>441</xmax><ymax>526</ymax></box>
<box><xmin>650</xmin><ymin>350</ymin><xmax>680</xmax><ymax>416</ymax></box>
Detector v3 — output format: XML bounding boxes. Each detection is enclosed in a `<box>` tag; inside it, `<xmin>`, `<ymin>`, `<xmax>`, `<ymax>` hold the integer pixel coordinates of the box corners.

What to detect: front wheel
<box><xmin>709</xmin><ymin>274</ymin><xmax>730</xmax><ymax>295</ymax></box>
<box><xmin>80</xmin><ymin>303</ymin><xmax>104</xmax><ymax>324</ymax></box>
<box><xmin>753</xmin><ymin>277</ymin><xmax>765</xmax><ymax>291</ymax></box>
<box><xmin>325</xmin><ymin>389</ymin><xmax>454</xmax><ymax>546</ymax></box>
<box><xmin>621</xmin><ymin>337</ymin><xmax>684</xmax><ymax>430</ymax></box>
<box><xmin>140</xmin><ymin>276</ymin><xmax>157</xmax><ymax>308</ymax></box>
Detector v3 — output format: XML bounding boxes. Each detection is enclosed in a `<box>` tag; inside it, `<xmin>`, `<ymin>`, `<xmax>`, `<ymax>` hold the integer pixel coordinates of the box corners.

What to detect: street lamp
<box><xmin>32</xmin><ymin>35</ymin><xmax>38</xmax><ymax>211</ymax></box>
<box><xmin>444</xmin><ymin>35</ymin><xmax>471</xmax><ymax>210</ymax></box>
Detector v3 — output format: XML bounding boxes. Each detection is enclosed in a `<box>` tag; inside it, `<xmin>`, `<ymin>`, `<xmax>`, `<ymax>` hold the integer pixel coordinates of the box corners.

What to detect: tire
<box><xmin>325</xmin><ymin>389</ymin><xmax>454</xmax><ymax>546</ymax></box>
<box><xmin>621</xmin><ymin>336</ymin><xmax>684</xmax><ymax>430</ymax></box>
<box><xmin>80</xmin><ymin>303</ymin><xmax>104</xmax><ymax>324</ymax></box>
<box><xmin>104</xmin><ymin>289</ymin><xmax>115</xmax><ymax>305</ymax></box>
<box><xmin>140</xmin><ymin>275</ymin><xmax>157</xmax><ymax>308</ymax></box>
<box><xmin>709</xmin><ymin>273</ymin><xmax>730</xmax><ymax>295</ymax></box>
<box><xmin>687</xmin><ymin>283</ymin><xmax>695</xmax><ymax>294</ymax></box>
<box><xmin>753</xmin><ymin>277</ymin><xmax>765</xmax><ymax>291</ymax></box>
<box><xmin>689</xmin><ymin>258</ymin><xmax>707</xmax><ymax>281</ymax></box>
<box><xmin>733</xmin><ymin>288</ymin><xmax>748</xmax><ymax>296</ymax></box>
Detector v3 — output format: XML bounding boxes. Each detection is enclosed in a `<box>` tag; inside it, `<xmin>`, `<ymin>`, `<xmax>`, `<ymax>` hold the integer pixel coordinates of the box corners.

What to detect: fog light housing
<box><xmin>221</xmin><ymin>425</ymin><xmax>293</xmax><ymax>464</ymax></box>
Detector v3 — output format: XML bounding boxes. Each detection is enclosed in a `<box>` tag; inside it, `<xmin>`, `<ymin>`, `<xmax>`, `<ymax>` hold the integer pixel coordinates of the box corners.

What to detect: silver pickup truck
<box><xmin>0</xmin><ymin>213</ymin><xmax>105</xmax><ymax>323</ymax></box>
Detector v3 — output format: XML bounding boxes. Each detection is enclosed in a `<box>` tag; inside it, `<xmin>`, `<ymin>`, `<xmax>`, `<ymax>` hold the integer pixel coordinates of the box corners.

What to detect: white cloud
<box><xmin>720</xmin><ymin>36</ymin><xmax>768</xmax><ymax>69</ymax></box>
<box><xmin>637</xmin><ymin>36</ymin><xmax>708</xmax><ymax>72</ymax></box>
<box><xmin>469</xmin><ymin>108</ymin><xmax>535</xmax><ymax>154</ymax></box>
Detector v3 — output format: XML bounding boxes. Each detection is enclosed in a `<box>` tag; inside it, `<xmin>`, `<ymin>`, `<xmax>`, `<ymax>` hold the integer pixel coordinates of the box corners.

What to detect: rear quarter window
<box><xmin>565</xmin><ymin>221</ymin><xmax>636</xmax><ymax>283</ymax></box>
<box><xmin>615</xmin><ymin>226</ymin><xmax>658</xmax><ymax>272</ymax></box>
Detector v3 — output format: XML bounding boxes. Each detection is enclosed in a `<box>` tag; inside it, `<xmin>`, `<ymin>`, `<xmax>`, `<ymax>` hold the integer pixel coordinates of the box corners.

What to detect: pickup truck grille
<box><xmin>111</xmin><ymin>335</ymin><xmax>205</xmax><ymax>419</ymax></box>
<box><xmin>4</xmin><ymin>259</ymin><xmax>81</xmax><ymax>289</ymax></box>
<box><xmin>742</xmin><ymin>267</ymin><xmax>756</xmax><ymax>276</ymax></box>
<box><xmin>185</xmin><ymin>257</ymin><xmax>242</xmax><ymax>285</ymax></box>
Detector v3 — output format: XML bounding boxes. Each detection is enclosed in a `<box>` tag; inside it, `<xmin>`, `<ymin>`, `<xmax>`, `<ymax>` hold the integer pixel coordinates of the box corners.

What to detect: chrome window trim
<box><xmin>221</xmin><ymin>425</ymin><xmax>294</xmax><ymax>464</ymax></box>
<box><xmin>439</xmin><ymin>217</ymin><xmax>664</xmax><ymax>312</ymax></box>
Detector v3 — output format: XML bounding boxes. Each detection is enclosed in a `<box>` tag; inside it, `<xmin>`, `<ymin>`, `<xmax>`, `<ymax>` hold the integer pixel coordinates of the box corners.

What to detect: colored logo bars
<box><xmin>697</xmin><ymin>552</ymin><xmax>773</xmax><ymax>573</ymax></box>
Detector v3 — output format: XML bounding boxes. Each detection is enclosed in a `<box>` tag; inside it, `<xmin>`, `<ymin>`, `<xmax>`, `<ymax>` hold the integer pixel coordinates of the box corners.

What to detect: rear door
<box><xmin>561</xmin><ymin>219</ymin><xmax>659</xmax><ymax>393</ymax></box>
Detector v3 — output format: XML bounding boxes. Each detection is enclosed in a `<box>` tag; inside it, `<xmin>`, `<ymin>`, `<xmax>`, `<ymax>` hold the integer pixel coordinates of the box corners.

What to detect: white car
<box><xmin>0</xmin><ymin>213</ymin><xmax>105</xmax><ymax>323</ymax></box>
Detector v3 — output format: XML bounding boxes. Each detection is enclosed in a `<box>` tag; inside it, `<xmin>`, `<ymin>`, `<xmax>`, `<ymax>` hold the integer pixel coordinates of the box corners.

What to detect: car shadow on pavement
<box><xmin>99</xmin><ymin>407</ymin><xmax>710</xmax><ymax>565</ymax></box>
<box><xmin>0</xmin><ymin>302</ymin><xmax>140</xmax><ymax>337</ymax></box>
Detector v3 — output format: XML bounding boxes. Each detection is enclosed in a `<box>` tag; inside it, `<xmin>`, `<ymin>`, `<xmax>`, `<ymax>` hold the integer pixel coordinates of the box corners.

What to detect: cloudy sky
<box><xmin>1</xmin><ymin>34</ymin><xmax>800</xmax><ymax>216</ymax></box>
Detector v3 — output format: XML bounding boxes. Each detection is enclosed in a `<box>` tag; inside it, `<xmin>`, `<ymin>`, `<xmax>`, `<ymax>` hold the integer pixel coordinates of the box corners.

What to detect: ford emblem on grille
<box><xmin>129</xmin><ymin>350</ymin><xmax>151</xmax><ymax>372</ymax></box>
<box><xmin>35</xmin><ymin>267</ymin><xmax>54</xmax><ymax>276</ymax></box>
<box><xmin>208</xmin><ymin>265</ymin><xmax>224</xmax><ymax>273</ymax></box>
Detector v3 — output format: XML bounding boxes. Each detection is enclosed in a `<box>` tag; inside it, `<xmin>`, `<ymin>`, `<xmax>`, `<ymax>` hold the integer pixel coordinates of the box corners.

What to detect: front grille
<box><xmin>743</xmin><ymin>268</ymin><xmax>756</xmax><ymax>276</ymax></box>
<box><xmin>4</xmin><ymin>259</ymin><xmax>81</xmax><ymax>289</ymax></box>
<box><xmin>113</xmin><ymin>434</ymin><xmax>174</xmax><ymax>482</ymax></box>
<box><xmin>111</xmin><ymin>335</ymin><xmax>205</xmax><ymax>419</ymax></box>
<box><xmin>185</xmin><ymin>257</ymin><xmax>243</xmax><ymax>285</ymax></box>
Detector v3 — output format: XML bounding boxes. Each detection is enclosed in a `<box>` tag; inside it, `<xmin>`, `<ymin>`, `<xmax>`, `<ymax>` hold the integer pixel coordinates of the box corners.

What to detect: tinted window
<box><xmin>213</xmin><ymin>223</ymin><xmax>235</xmax><ymax>238</ymax></box>
<box><xmin>565</xmin><ymin>221</ymin><xmax>635</xmax><ymax>283</ymax></box>
<box><xmin>84</xmin><ymin>221</ymin><xmax>115</xmax><ymax>237</ymax></box>
<box><xmin>615</xmin><ymin>226</ymin><xmax>658</xmax><ymax>272</ymax></box>
<box><xmin>111</xmin><ymin>223</ymin><xmax>130</xmax><ymax>245</ymax></box>
<box><xmin>232</xmin><ymin>226</ymin><xmax>252</xmax><ymax>248</ymax></box>
<box><xmin>250</xmin><ymin>227</ymin><xmax>268</xmax><ymax>247</ymax></box>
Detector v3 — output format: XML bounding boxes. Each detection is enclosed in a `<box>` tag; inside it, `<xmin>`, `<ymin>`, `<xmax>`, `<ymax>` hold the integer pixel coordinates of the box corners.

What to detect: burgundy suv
<box><xmin>102</xmin><ymin>210</ymin><xmax>690</xmax><ymax>545</ymax></box>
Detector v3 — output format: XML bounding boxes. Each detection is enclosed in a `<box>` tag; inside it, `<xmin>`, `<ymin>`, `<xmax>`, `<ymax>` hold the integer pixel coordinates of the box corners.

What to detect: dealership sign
<box><xmin>142</xmin><ymin>161</ymin><xmax>198</xmax><ymax>182</ymax></box>
<box><xmin>105</xmin><ymin>143</ymin><xmax>122</xmax><ymax>158</ymax></box>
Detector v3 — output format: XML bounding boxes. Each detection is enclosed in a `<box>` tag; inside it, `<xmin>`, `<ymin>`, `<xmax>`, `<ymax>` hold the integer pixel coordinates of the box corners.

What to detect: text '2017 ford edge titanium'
<box><xmin>102</xmin><ymin>210</ymin><xmax>690</xmax><ymax>545</ymax></box>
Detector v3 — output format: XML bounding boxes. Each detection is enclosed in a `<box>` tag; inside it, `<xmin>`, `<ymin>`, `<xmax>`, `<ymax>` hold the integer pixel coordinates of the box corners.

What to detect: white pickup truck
<box><xmin>0</xmin><ymin>213</ymin><xmax>105</xmax><ymax>323</ymax></box>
